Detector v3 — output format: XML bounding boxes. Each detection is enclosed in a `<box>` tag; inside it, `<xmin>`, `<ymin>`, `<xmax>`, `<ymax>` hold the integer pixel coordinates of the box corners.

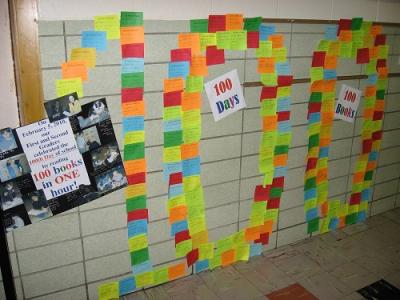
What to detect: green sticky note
<box><xmin>272</xmin><ymin>48</ymin><xmax>287</xmax><ymax>63</ymax></box>
<box><xmin>182</xmin><ymin>110</ymin><xmax>201</xmax><ymax>128</ymax></box>
<box><xmin>164</xmin><ymin>130</ymin><xmax>183</xmax><ymax>147</ymax></box>
<box><xmin>308</xmin><ymin>123</ymin><xmax>321</xmax><ymax>136</ymax></box>
<box><xmin>308</xmin><ymin>134</ymin><xmax>320</xmax><ymax>148</ymax></box>
<box><xmin>351</xmin><ymin>41</ymin><xmax>363</xmax><ymax>58</ymax></box>
<box><xmin>131</xmin><ymin>248</ymin><xmax>149</xmax><ymax>265</ymax></box>
<box><xmin>163</xmin><ymin>106</ymin><xmax>182</xmax><ymax>120</ymax></box>
<box><xmin>199</xmin><ymin>242</ymin><xmax>214</xmax><ymax>260</ymax></box>
<box><xmin>276</xmin><ymin>132</ymin><xmax>292</xmax><ymax>145</ymax></box>
<box><xmin>364</xmin><ymin>170</ymin><xmax>373</xmax><ymax>181</ymax></box>
<box><xmin>120</xmin><ymin>11</ymin><xmax>143</xmax><ymax>26</ymax></box>
<box><xmin>317</xmin><ymin>40</ymin><xmax>330</xmax><ymax>51</ymax></box>
<box><xmin>232</xmin><ymin>230</ymin><xmax>245</xmax><ymax>246</ymax></box>
<box><xmin>126</xmin><ymin>195</ymin><xmax>147</xmax><ymax>211</ymax></box>
<box><xmin>209</xmin><ymin>255</ymin><xmax>221</xmax><ymax>270</ymax></box>
<box><xmin>339</xmin><ymin>41</ymin><xmax>352</xmax><ymax>58</ymax></box>
<box><xmin>260</xmin><ymin>73</ymin><xmax>278</xmax><ymax>86</ymax></box>
<box><xmin>307</xmin><ymin>218</ymin><xmax>320</xmax><ymax>234</ymax></box>
<box><xmin>274</xmin><ymin>145</ymin><xmax>288</xmax><ymax>155</ymax></box>
<box><xmin>176</xmin><ymin>239</ymin><xmax>192</xmax><ymax>257</ymax></box>
<box><xmin>345</xmin><ymin>213</ymin><xmax>357</xmax><ymax>225</ymax></box>
<box><xmin>361</xmin><ymin>21</ymin><xmax>372</xmax><ymax>32</ymax></box>
<box><xmin>216</xmin><ymin>31</ymin><xmax>232</xmax><ymax>49</ymax></box>
<box><xmin>121</xmin><ymin>72</ymin><xmax>144</xmax><ymax>88</ymax></box>
<box><xmin>351</xmin><ymin>17</ymin><xmax>363</xmax><ymax>30</ymax></box>
<box><xmin>377</xmin><ymin>78</ymin><xmax>388</xmax><ymax>90</ymax></box>
<box><xmin>230</xmin><ymin>30</ymin><xmax>247</xmax><ymax>50</ymax></box>
<box><xmin>378</xmin><ymin>45</ymin><xmax>389</xmax><ymax>59</ymax></box>
<box><xmin>310</xmin><ymin>92</ymin><xmax>322</xmax><ymax>103</ymax></box>
<box><xmin>186</xmin><ymin>76</ymin><xmax>203</xmax><ymax>92</ymax></box>
<box><xmin>270</xmin><ymin>187</ymin><xmax>282</xmax><ymax>198</ymax></box>
<box><xmin>216</xmin><ymin>236</ymin><xmax>233</xmax><ymax>254</ymax></box>
<box><xmin>244</xmin><ymin>17</ymin><xmax>262</xmax><ymax>31</ymax></box>
<box><xmin>365</xmin><ymin>59</ymin><xmax>377</xmax><ymax>75</ymax></box>
<box><xmin>153</xmin><ymin>267</ymin><xmax>169</xmax><ymax>285</ymax></box>
<box><xmin>183</xmin><ymin>127</ymin><xmax>201</xmax><ymax>143</ymax></box>
<box><xmin>260</xmin><ymin>99</ymin><xmax>277</xmax><ymax>116</ymax></box>
<box><xmin>264</xmin><ymin>208</ymin><xmax>278</xmax><ymax>221</ymax></box>
<box><xmin>124</xmin><ymin>142</ymin><xmax>145</xmax><ymax>160</ymax></box>
<box><xmin>256</xmin><ymin>41</ymin><xmax>272</xmax><ymax>58</ymax></box>
<box><xmin>376</xmin><ymin>89</ymin><xmax>385</xmax><ymax>99</ymax></box>
<box><xmin>190</xmin><ymin>19</ymin><xmax>208</xmax><ymax>33</ymax></box>
<box><xmin>310</xmin><ymin>67</ymin><xmax>324</xmax><ymax>82</ymax></box>
<box><xmin>135</xmin><ymin>271</ymin><xmax>154</xmax><ymax>288</ymax></box>
<box><xmin>305</xmin><ymin>177</ymin><xmax>317</xmax><ymax>190</ymax></box>
<box><xmin>352</xmin><ymin>30</ymin><xmax>364</xmax><ymax>42</ymax></box>
<box><xmin>261</xmin><ymin>131</ymin><xmax>277</xmax><ymax>147</ymax></box>
<box><xmin>236</xmin><ymin>244</ymin><xmax>250</xmax><ymax>261</ymax></box>
<box><xmin>320</xmin><ymin>217</ymin><xmax>330</xmax><ymax>233</ymax></box>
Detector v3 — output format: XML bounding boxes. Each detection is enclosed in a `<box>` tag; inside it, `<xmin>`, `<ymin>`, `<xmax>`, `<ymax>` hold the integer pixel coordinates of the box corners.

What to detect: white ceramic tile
<box><xmin>378</xmin><ymin>146</ymin><xmax>400</xmax><ymax>166</ymax></box>
<box><xmin>332</xmin><ymin>0</ymin><xmax>378</xmax><ymax>20</ymax></box>
<box><xmin>276</xmin><ymin>0</ymin><xmax>332</xmax><ymax>20</ymax></box>
<box><xmin>80</xmin><ymin>204</ymin><xmax>126</xmax><ymax>236</ymax></box>
<box><xmin>240</xmin><ymin>175</ymin><xmax>263</xmax><ymax>200</ymax></box>
<box><xmin>204</xmin><ymin>180</ymin><xmax>240</xmax><ymax>209</ymax></box>
<box><xmin>148</xmin><ymin>219</ymin><xmax>170</xmax><ymax>245</ymax></box>
<box><xmin>83</xmin><ymin>228</ymin><xmax>128</xmax><ymax>259</ymax></box>
<box><xmin>371</xmin><ymin>195</ymin><xmax>396</xmax><ymax>216</ymax></box>
<box><xmin>279</xmin><ymin>205</ymin><xmax>306</xmax><ymax>229</ymax></box>
<box><xmin>33</xmin><ymin>285</ymin><xmax>87</xmax><ymax>300</ymax></box>
<box><xmin>240</xmin><ymin>154</ymin><xmax>259</xmax><ymax>178</ymax></box>
<box><xmin>38</xmin><ymin>21</ymin><xmax>64</xmax><ymax>35</ymax></box>
<box><xmin>377</xmin><ymin>0</ymin><xmax>400</xmax><ymax>23</ymax></box>
<box><xmin>242</xmin><ymin>131</ymin><xmax>261</xmax><ymax>156</ymax></box>
<box><xmin>202</xmin><ymin>112</ymin><xmax>243</xmax><ymax>138</ymax></box>
<box><xmin>200</xmin><ymin>135</ymin><xmax>242</xmax><ymax>163</ymax></box>
<box><xmin>208</xmin><ymin>223</ymin><xmax>238</xmax><ymax>242</ymax></box>
<box><xmin>211</xmin><ymin>0</ymin><xmax>278</xmax><ymax>17</ymax></box>
<box><xmin>85</xmin><ymin>252</ymin><xmax>131</xmax><ymax>282</ymax></box>
<box><xmin>375</xmin><ymin>163</ymin><xmax>400</xmax><ymax>184</ymax></box>
<box><xmin>148</xmin><ymin>239</ymin><xmax>175</xmax><ymax>265</ymax></box>
<box><xmin>40</xmin><ymin>36</ymin><xmax>66</xmax><ymax>68</ymax></box>
<box><xmin>276</xmin><ymin>222</ymin><xmax>309</xmax><ymax>247</ymax></box>
<box><xmin>201</xmin><ymin>158</ymin><xmax>241</xmax><ymax>186</ymax></box>
<box><xmin>373</xmin><ymin>179</ymin><xmax>399</xmax><ymax>201</ymax></box>
<box><xmin>205</xmin><ymin>202</ymin><xmax>238</xmax><ymax>230</ymax></box>
<box><xmin>280</xmin><ymin>187</ymin><xmax>304</xmax><ymax>210</ymax></box>
<box><xmin>290</xmin><ymin>33</ymin><xmax>324</xmax><ymax>57</ymax></box>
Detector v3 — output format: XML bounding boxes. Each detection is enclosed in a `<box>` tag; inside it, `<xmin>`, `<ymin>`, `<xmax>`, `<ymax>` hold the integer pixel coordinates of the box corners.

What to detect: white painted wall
<box><xmin>0</xmin><ymin>0</ymin><xmax>19</xmax><ymax>128</ymax></box>
<box><xmin>37</xmin><ymin>0</ymin><xmax>400</xmax><ymax>22</ymax></box>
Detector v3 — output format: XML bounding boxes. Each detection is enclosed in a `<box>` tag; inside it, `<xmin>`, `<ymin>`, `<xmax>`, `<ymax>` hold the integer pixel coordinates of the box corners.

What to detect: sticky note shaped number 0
<box><xmin>204</xmin><ymin>69</ymin><xmax>246</xmax><ymax>122</ymax></box>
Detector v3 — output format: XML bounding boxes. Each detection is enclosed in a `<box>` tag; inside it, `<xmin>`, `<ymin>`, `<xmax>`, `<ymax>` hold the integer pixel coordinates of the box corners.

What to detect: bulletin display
<box><xmin>304</xmin><ymin>19</ymin><xmax>389</xmax><ymax>234</ymax></box>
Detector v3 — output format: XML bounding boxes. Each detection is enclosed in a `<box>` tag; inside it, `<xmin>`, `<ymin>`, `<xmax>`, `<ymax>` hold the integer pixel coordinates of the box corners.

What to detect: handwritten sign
<box><xmin>334</xmin><ymin>84</ymin><xmax>362</xmax><ymax>122</ymax></box>
<box><xmin>204</xmin><ymin>69</ymin><xmax>246</xmax><ymax>121</ymax></box>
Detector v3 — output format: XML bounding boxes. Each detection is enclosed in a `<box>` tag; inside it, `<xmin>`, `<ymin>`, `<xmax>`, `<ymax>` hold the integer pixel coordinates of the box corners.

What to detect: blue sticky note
<box><xmin>132</xmin><ymin>260</ymin><xmax>152</xmax><ymax>275</ymax></box>
<box><xmin>329</xmin><ymin>218</ymin><xmax>339</xmax><ymax>230</ymax></box>
<box><xmin>128</xmin><ymin>219</ymin><xmax>148</xmax><ymax>237</ymax></box>
<box><xmin>305</xmin><ymin>188</ymin><xmax>317</xmax><ymax>200</ymax></box>
<box><xmin>369</xmin><ymin>151</ymin><xmax>378</xmax><ymax>161</ymax></box>
<box><xmin>164</xmin><ymin>119</ymin><xmax>182</xmax><ymax>132</ymax></box>
<box><xmin>259</xmin><ymin>24</ymin><xmax>275</xmax><ymax>40</ymax></box>
<box><xmin>171</xmin><ymin>220</ymin><xmax>188</xmax><ymax>236</ymax></box>
<box><xmin>367</xmin><ymin>74</ymin><xmax>378</xmax><ymax>84</ymax></box>
<box><xmin>123</xmin><ymin>116</ymin><xmax>144</xmax><ymax>132</ymax></box>
<box><xmin>169</xmin><ymin>183</ymin><xmax>183</xmax><ymax>198</ymax></box>
<box><xmin>319</xmin><ymin>147</ymin><xmax>329</xmax><ymax>158</ymax></box>
<box><xmin>249</xmin><ymin>243</ymin><xmax>262</xmax><ymax>257</ymax></box>
<box><xmin>274</xmin><ymin>166</ymin><xmax>287</xmax><ymax>178</ymax></box>
<box><xmin>357</xmin><ymin>211</ymin><xmax>367</xmax><ymax>222</ymax></box>
<box><xmin>278</xmin><ymin>121</ymin><xmax>291</xmax><ymax>132</ymax></box>
<box><xmin>276</xmin><ymin>62</ymin><xmax>291</xmax><ymax>75</ymax></box>
<box><xmin>122</xmin><ymin>58</ymin><xmax>145</xmax><ymax>73</ymax></box>
<box><xmin>361</xmin><ymin>188</ymin><xmax>371</xmax><ymax>201</ymax></box>
<box><xmin>182</xmin><ymin>157</ymin><xmax>201</xmax><ymax>176</ymax></box>
<box><xmin>163</xmin><ymin>163</ymin><xmax>182</xmax><ymax>181</ymax></box>
<box><xmin>306</xmin><ymin>207</ymin><xmax>318</xmax><ymax>221</ymax></box>
<box><xmin>81</xmin><ymin>31</ymin><xmax>107</xmax><ymax>51</ymax></box>
<box><xmin>168</xmin><ymin>61</ymin><xmax>190</xmax><ymax>79</ymax></box>
<box><xmin>277</xmin><ymin>97</ymin><xmax>290</xmax><ymax>112</ymax></box>
<box><xmin>119</xmin><ymin>277</ymin><xmax>136</xmax><ymax>295</ymax></box>
<box><xmin>323</xmin><ymin>70</ymin><xmax>337</xmax><ymax>80</ymax></box>
<box><xmin>324</xmin><ymin>25</ymin><xmax>338</xmax><ymax>40</ymax></box>
<box><xmin>195</xmin><ymin>260</ymin><xmax>209</xmax><ymax>273</ymax></box>
<box><xmin>309</xmin><ymin>112</ymin><xmax>321</xmax><ymax>123</ymax></box>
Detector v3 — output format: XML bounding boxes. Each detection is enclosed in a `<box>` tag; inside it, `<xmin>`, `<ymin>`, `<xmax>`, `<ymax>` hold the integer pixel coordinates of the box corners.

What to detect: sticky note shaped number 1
<box><xmin>334</xmin><ymin>84</ymin><xmax>362</xmax><ymax>123</ymax></box>
<box><xmin>204</xmin><ymin>69</ymin><xmax>246</xmax><ymax>122</ymax></box>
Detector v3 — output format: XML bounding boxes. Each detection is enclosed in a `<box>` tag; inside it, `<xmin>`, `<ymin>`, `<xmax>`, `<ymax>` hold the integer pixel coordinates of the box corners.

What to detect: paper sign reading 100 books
<box><xmin>0</xmin><ymin>94</ymin><xmax>127</xmax><ymax>232</ymax></box>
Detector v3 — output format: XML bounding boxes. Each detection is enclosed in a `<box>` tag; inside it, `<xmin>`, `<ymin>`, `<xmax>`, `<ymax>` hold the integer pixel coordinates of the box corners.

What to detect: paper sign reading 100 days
<box><xmin>204</xmin><ymin>69</ymin><xmax>246</xmax><ymax>122</ymax></box>
<box><xmin>334</xmin><ymin>84</ymin><xmax>362</xmax><ymax>123</ymax></box>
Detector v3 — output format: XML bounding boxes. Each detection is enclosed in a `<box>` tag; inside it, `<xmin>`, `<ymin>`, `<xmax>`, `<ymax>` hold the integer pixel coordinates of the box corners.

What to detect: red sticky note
<box><xmin>277</xmin><ymin>111</ymin><xmax>290</xmax><ymax>121</ymax></box>
<box><xmin>362</xmin><ymin>139</ymin><xmax>373</xmax><ymax>153</ymax></box>
<box><xmin>169</xmin><ymin>172</ymin><xmax>183</xmax><ymax>185</ymax></box>
<box><xmin>171</xmin><ymin>48</ymin><xmax>192</xmax><ymax>62</ymax></box>
<box><xmin>277</xmin><ymin>75</ymin><xmax>293</xmax><ymax>87</ymax></box>
<box><xmin>247</xmin><ymin>31</ymin><xmax>259</xmax><ymax>48</ymax></box>
<box><xmin>267</xmin><ymin>198</ymin><xmax>280</xmax><ymax>209</ymax></box>
<box><xmin>338</xmin><ymin>19</ymin><xmax>352</xmax><ymax>34</ymax></box>
<box><xmin>374</xmin><ymin>34</ymin><xmax>386</xmax><ymax>46</ymax></box>
<box><xmin>127</xmin><ymin>209</ymin><xmax>148</xmax><ymax>222</ymax></box>
<box><xmin>127</xmin><ymin>172</ymin><xmax>146</xmax><ymax>185</ymax></box>
<box><xmin>350</xmin><ymin>193</ymin><xmax>361</xmax><ymax>205</ymax></box>
<box><xmin>122</xmin><ymin>88</ymin><xmax>144</xmax><ymax>102</ymax></box>
<box><xmin>272</xmin><ymin>177</ymin><xmax>285</xmax><ymax>188</ymax></box>
<box><xmin>373</xmin><ymin>110</ymin><xmax>384</xmax><ymax>121</ymax></box>
<box><xmin>308</xmin><ymin>102</ymin><xmax>322</xmax><ymax>114</ymax></box>
<box><xmin>206</xmin><ymin>46</ymin><xmax>225</xmax><ymax>66</ymax></box>
<box><xmin>377</xmin><ymin>59</ymin><xmax>386</xmax><ymax>68</ymax></box>
<box><xmin>312</xmin><ymin>51</ymin><xmax>326</xmax><ymax>67</ymax></box>
<box><xmin>208</xmin><ymin>15</ymin><xmax>226</xmax><ymax>32</ymax></box>
<box><xmin>163</xmin><ymin>91</ymin><xmax>182</xmax><ymax>107</ymax></box>
<box><xmin>372</xmin><ymin>130</ymin><xmax>382</xmax><ymax>141</ymax></box>
<box><xmin>260</xmin><ymin>86</ymin><xmax>277</xmax><ymax>100</ymax></box>
<box><xmin>121</xmin><ymin>43</ymin><xmax>144</xmax><ymax>58</ymax></box>
<box><xmin>255</xmin><ymin>232</ymin><xmax>269</xmax><ymax>245</ymax></box>
<box><xmin>175</xmin><ymin>230</ymin><xmax>191</xmax><ymax>245</ymax></box>
<box><xmin>306</xmin><ymin>158</ymin><xmax>318</xmax><ymax>171</ymax></box>
<box><xmin>186</xmin><ymin>248</ymin><xmax>199</xmax><ymax>267</ymax></box>
<box><xmin>356</xmin><ymin>48</ymin><xmax>370</xmax><ymax>64</ymax></box>
<box><xmin>254</xmin><ymin>185</ymin><xmax>270</xmax><ymax>201</ymax></box>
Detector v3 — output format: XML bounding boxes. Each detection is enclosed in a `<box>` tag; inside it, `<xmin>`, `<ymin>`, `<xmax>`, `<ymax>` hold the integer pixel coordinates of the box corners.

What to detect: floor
<box><xmin>122</xmin><ymin>208</ymin><xmax>400</xmax><ymax>300</ymax></box>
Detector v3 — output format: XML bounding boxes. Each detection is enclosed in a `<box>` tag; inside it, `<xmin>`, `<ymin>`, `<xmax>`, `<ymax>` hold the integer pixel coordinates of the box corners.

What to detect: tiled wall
<box><xmin>1</xmin><ymin>20</ymin><xmax>400</xmax><ymax>300</ymax></box>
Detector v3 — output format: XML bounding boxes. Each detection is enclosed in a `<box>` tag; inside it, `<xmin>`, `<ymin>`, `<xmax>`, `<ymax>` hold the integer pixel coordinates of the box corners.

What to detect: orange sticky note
<box><xmin>370</xmin><ymin>25</ymin><xmax>382</xmax><ymax>36</ymax></box>
<box><xmin>269</xmin><ymin>34</ymin><xmax>284</xmax><ymax>49</ymax></box>
<box><xmin>169</xmin><ymin>205</ymin><xmax>188</xmax><ymax>223</ymax></box>
<box><xmin>124</xmin><ymin>158</ymin><xmax>146</xmax><ymax>174</ymax></box>
<box><xmin>178</xmin><ymin>33</ymin><xmax>200</xmax><ymax>55</ymax></box>
<box><xmin>164</xmin><ymin>78</ymin><xmax>184</xmax><ymax>93</ymax></box>
<box><xmin>221</xmin><ymin>249</ymin><xmax>236</xmax><ymax>266</ymax></box>
<box><xmin>225</xmin><ymin>14</ymin><xmax>243</xmax><ymax>31</ymax></box>
<box><xmin>369</xmin><ymin>46</ymin><xmax>378</xmax><ymax>59</ymax></box>
<box><xmin>363</xmin><ymin>108</ymin><xmax>374</xmax><ymax>118</ymax></box>
<box><xmin>324</xmin><ymin>56</ymin><xmax>337</xmax><ymax>69</ymax></box>
<box><xmin>190</xmin><ymin>55</ymin><xmax>208</xmax><ymax>76</ymax></box>
<box><xmin>310</xmin><ymin>80</ymin><xmax>324</xmax><ymax>93</ymax></box>
<box><xmin>339</xmin><ymin>30</ymin><xmax>352</xmax><ymax>42</ymax></box>
<box><xmin>182</xmin><ymin>92</ymin><xmax>201</xmax><ymax>111</ymax></box>
<box><xmin>367</xmin><ymin>161</ymin><xmax>376</xmax><ymax>171</ymax></box>
<box><xmin>257</xmin><ymin>57</ymin><xmax>275</xmax><ymax>73</ymax></box>
<box><xmin>320</xmin><ymin>201</ymin><xmax>328</xmax><ymax>217</ymax></box>
<box><xmin>61</xmin><ymin>61</ymin><xmax>88</xmax><ymax>81</ymax></box>
<box><xmin>261</xmin><ymin>220</ymin><xmax>273</xmax><ymax>234</ymax></box>
<box><xmin>378</xmin><ymin>67</ymin><xmax>388</xmax><ymax>77</ymax></box>
<box><xmin>262</xmin><ymin>115</ymin><xmax>278</xmax><ymax>131</ymax></box>
<box><xmin>375</xmin><ymin>100</ymin><xmax>384</xmax><ymax>111</ymax></box>
<box><xmin>316</xmin><ymin>168</ymin><xmax>328</xmax><ymax>183</ymax></box>
<box><xmin>168</xmin><ymin>263</ymin><xmax>186</xmax><ymax>280</ymax></box>
<box><xmin>181</xmin><ymin>143</ymin><xmax>199</xmax><ymax>160</ymax></box>
<box><xmin>120</xmin><ymin>26</ymin><xmax>144</xmax><ymax>45</ymax></box>
<box><xmin>352</xmin><ymin>172</ymin><xmax>364</xmax><ymax>184</ymax></box>
<box><xmin>274</xmin><ymin>154</ymin><xmax>287</xmax><ymax>166</ymax></box>
<box><xmin>319</xmin><ymin>137</ymin><xmax>331</xmax><ymax>147</ymax></box>
<box><xmin>321</xmin><ymin>112</ymin><xmax>333</xmax><ymax>124</ymax></box>
<box><xmin>122</xmin><ymin>101</ymin><xmax>145</xmax><ymax>116</ymax></box>
<box><xmin>245</xmin><ymin>226</ymin><xmax>261</xmax><ymax>241</ymax></box>
<box><xmin>323</xmin><ymin>80</ymin><xmax>336</xmax><ymax>93</ymax></box>
<box><xmin>365</xmin><ymin>86</ymin><xmax>376</xmax><ymax>97</ymax></box>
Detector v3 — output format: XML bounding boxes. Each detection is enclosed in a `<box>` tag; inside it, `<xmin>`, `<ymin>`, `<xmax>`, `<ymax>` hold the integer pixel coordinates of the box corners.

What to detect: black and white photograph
<box><xmin>45</xmin><ymin>92</ymin><xmax>82</xmax><ymax>122</ymax></box>
<box><xmin>3</xmin><ymin>204</ymin><xmax>31</xmax><ymax>232</ymax></box>
<box><xmin>23</xmin><ymin>190</ymin><xmax>53</xmax><ymax>223</ymax></box>
<box><xmin>77</xmin><ymin>98</ymin><xmax>110</xmax><ymax>129</ymax></box>
<box><xmin>0</xmin><ymin>128</ymin><xmax>18</xmax><ymax>154</ymax></box>
<box><xmin>75</xmin><ymin>126</ymin><xmax>102</xmax><ymax>153</ymax></box>
<box><xmin>91</xmin><ymin>143</ymin><xmax>121</xmax><ymax>171</ymax></box>
<box><xmin>95</xmin><ymin>164</ymin><xmax>127</xmax><ymax>193</ymax></box>
<box><xmin>0</xmin><ymin>153</ymin><xmax>31</xmax><ymax>182</ymax></box>
<box><xmin>0</xmin><ymin>181</ymin><xmax>23</xmax><ymax>211</ymax></box>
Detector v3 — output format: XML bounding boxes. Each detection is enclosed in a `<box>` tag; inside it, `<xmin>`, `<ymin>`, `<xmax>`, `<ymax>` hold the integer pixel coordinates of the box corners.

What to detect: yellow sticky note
<box><xmin>188</xmin><ymin>216</ymin><xmax>206</xmax><ymax>234</ymax></box>
<box><xmin>176</xmin><ymin>239</ymin><xmax>193</xmax><ymax>257</ymax></box>
<box><xmin>200</xmin><ymin>33</ymin><xmax>217</xmax><ymax>50</ymax></box>
<box><xmin>128</xmin><ymin>233</ymin><xmax>148</xmax><ymax>251</ymax></box>
<box><xmin>163</xmin><ymin>146</ymin><xmax>181</xmax><ymax>163</ymax></box>
<box><xmin>125</xmin><ymin>183</ymin><xmax>146</xmax><ymax>198</ymax></box>
<box><xmin>98</xmin><ymin>282</ymin><xmax>119</xmax><ymax>300</ymax></box>
<box><xmin>124</xmin><ymin>131</ymin><xmax>145</xmax><ymax>144</ymax></box>
<box><xmin>183</xmin><ymin>175</ymin><xmax>201</xmax><ymax>192</ymax></box>
<box><xmin>199</xmin><ymin>242</ymin><xmax>214</xmax><ymax>260</ymax></box>
<box><xmin>277</xmin><ymin>86</ymin><xmax>291</xmax><ymax>97</ymax></box>
<box><xmin>260</xmin><ymin>73</ymin><xmax>277</xmax><ymax>86</ymax></box>
<box><xmin>236</xmin><ymin>244</ymin><xmax>250</xmax><ymax>261</ymax></box>
<box><xmin>56</xmin><ymin>78</ymin><xmax>83</xmax><ymax>98</ymax></box>
<box><xmin>272</xmin><ymin>47</ymin><xmax>287</xmax><ymax>63</ymax></box>
<box><xmin>135</xmin><ymin>271</ymin><xmax>154</xmax><ymax>288</ymax></box>
<box><xmin>94</xmin><ymin>15</ymin><xmax>120</xmax><ymax>40</ymax></box>
<box><xmin>70</xmin><ymin>48</ymin><xmax>96</xmax><ymax>68</ymax></box>
<box><xmin>168</xmin><ymin>195</ymin><xmax>186</xmax><ymax>210</ymax></box>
